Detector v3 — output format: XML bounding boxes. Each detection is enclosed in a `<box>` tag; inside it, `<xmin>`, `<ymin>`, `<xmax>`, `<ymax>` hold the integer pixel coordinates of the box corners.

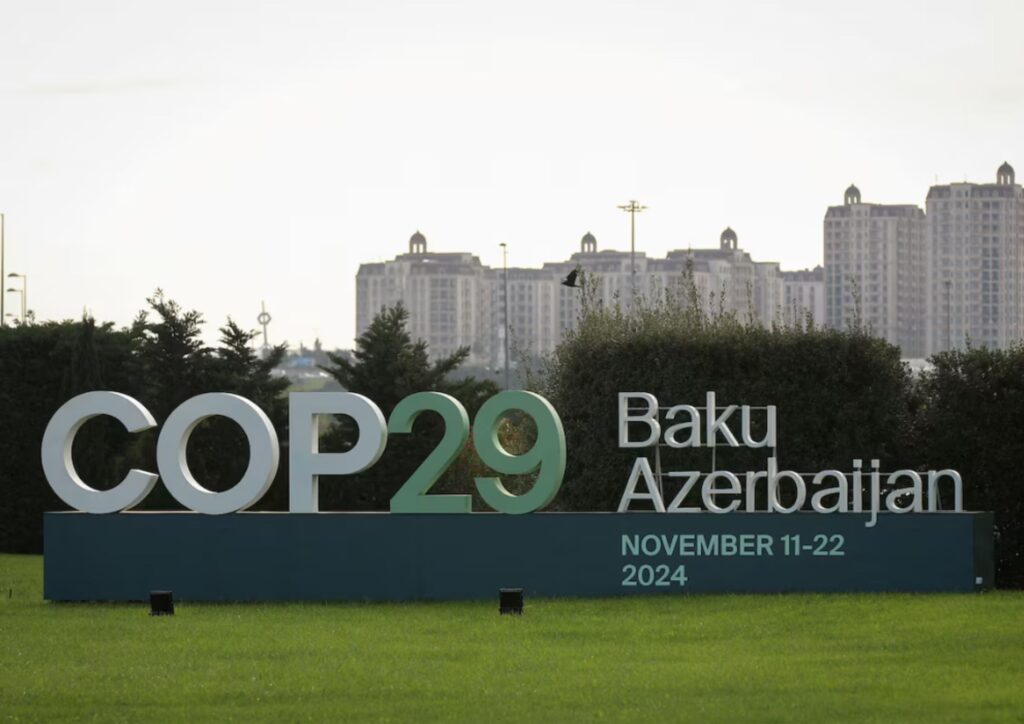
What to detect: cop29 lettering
<box><xmin>41</xmin><ymin>390</ymin><xmax>565</xmax><ymax>515</ymax></box>
<box><xmin>41</xmin><ymin>389</ymin><xmax>964</xmax><ymax>525</ymax></box>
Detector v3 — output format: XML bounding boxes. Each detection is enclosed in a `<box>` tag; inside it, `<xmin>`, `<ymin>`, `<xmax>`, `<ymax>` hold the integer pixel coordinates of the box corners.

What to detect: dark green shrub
<box><xmin>917</xmin><ymin>347</ymin><xmax>1024</xmax><ymax>587</ymax></box>
<box><xmin>0</xmin><ymin>319</ymin><xmax>137</xmax><ymax>551</ymax></box>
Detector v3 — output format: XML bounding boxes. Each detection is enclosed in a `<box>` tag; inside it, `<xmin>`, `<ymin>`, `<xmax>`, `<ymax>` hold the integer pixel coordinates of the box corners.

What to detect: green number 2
<box><xmin>387</xmin><ymin>390</ymin><xmax>566</xmax><ymax>514</ymax></box>
<box><xmin>388</xmin><ymin>392</ymin><xmax>472</xmax><ymax>513</ymax></box>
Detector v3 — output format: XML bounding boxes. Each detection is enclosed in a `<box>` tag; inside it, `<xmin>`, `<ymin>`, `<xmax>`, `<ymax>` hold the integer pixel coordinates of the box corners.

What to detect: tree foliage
<box><xmin>126</xmin><ymin>293</ymin><xmax>290</xmax><ymax>507</ymax></box>
<box><xmin>916</xmin><ymin>346</ymin><xmax>1024</xmax><ymax>587</ymax></box>
<box><xmin>0</xmin><ymin>319</ymin><xmax>136</xmax><ymax>551</ymax></box>
<box><xmin>0</xmin><ymin>292</ymin><xmax>291</xmax><ymax>550</ymax></box>
<box><xmin>324</xmin><ymin>304</ymin><xmax>472</xmax><ymax>413</ymax></box>
<box><xmin>319</xmin><ymin>303</ymin><xmax>498</xmax><ymax>510</ymax></box>
<box><xmin>187</xmin><ymin>318</ymin><xmax>290</xmax><ymax>506</ymax></box>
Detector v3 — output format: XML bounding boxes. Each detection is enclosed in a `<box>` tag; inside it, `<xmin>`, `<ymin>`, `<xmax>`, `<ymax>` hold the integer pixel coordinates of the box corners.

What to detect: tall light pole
<box><xmin>617</xmin><ymin>200</ymin><xmax>647</xmax><ymax>306</ymax></box>
<box><xmin>7</xmin><ymin>273</ymin><xmax>26</xmax><ymax>325</ymax></box>
<box><xmin>500</xmin><ymin>242</ymin><xmax>510</xmax><ymax>390</ymax></box>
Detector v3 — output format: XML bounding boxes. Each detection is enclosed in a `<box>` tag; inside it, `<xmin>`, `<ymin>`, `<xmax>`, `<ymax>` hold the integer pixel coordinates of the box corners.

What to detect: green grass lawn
<box><xmin>2</xmin><ymin>554</ymin><xmax>1022</xmax><ymax>722</ymax></box>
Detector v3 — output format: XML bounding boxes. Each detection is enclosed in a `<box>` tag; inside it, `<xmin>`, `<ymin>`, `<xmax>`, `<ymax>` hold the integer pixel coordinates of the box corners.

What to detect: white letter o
<box><xmin>156</xmin><ymin>393</ymin><xmax>279</xmax><ymax>515</ymax></box>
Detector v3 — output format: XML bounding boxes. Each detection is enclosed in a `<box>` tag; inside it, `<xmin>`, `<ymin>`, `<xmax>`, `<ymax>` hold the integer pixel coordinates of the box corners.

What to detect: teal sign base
<box><xmin>44</xmin><ymin>512</ymin><xmax>993</xmax><ymax>601</ymax></box>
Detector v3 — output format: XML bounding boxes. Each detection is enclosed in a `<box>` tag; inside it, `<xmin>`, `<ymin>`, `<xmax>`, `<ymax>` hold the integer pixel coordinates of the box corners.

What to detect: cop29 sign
<box><xmin>42</xmin><ymin>389</ymin><xmax>965</xmax><ymax>524</ymax></box>
<box><xmin>42</xmin><ymin>390</ymin><xmax>565</xmax><ymax>516</ymax></box>
<box><xmin>40</xmin><ymin>389</ymin><xmax>993</xmax><ymax>601</ymax></box>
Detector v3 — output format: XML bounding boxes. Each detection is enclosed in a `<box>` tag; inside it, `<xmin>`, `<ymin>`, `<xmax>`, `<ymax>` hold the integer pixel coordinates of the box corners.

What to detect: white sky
<box><xmin>1</xmin><ymin>0</ymin><xmax>1022</xmax><ymax>349</ymax></box>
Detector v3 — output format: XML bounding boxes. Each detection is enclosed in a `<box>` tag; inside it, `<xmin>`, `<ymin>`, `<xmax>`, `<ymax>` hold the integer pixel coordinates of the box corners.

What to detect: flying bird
<box><xmin>561</xmin><ymin>269</ymin><xmax>581</xmax><ymax>288</ymax></box>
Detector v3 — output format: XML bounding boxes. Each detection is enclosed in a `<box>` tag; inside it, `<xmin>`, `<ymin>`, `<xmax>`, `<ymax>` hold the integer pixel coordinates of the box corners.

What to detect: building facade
<box><xmin>781</xmin><ymin>266</ymin><xmax>825</xmax><ymax>327</ymax></box>
<box><xmin>355</xmin><ymin>231</ymin><xmax>495</xmax><ymax>365</ymax></box>
<box><xmin>824</xmin><ymin>185</ymin><xmax>927</xmax><ymax>357</ymax></box>
<box><xmin>356</xmin><ymin>229</ymin><xmax>791</xmax><ymax>366</ymax></box>
<box><xmin>643</xmin><ymin>229</ymin><xmax>784</xmax><ymax>327</ymax></box>
<box><xmin>924</xmin><ymin>163</ymin><xmax>1024</xmax><ymax>355</ymax></box>
<box><xmin>359</xmin><ymin>162</ymin><xmax>1022</xmax><ymax>365</ymax></box>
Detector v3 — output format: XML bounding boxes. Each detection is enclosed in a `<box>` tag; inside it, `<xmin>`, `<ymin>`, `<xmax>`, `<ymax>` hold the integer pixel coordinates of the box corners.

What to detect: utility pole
<box><xmin>617</xmin><ymin>200</ymin><xmax>647</xmax><ymax>306</ymax></box>
<box><xmin>500</xmin><ymin>242</ymin><xmax>510</xmax><ymax>390</ymax></box>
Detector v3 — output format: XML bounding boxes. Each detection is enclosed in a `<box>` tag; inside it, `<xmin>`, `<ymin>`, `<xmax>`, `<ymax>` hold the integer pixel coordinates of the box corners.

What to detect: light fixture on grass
<box><xmin>499</xmin><ymin>588</ymin><xmax>523</xmax><ymax>615</ymax></box>
<box><xmin>150</xmin><ymin>590</ymin><xmax>174</xmax><ymax>616</ymax></box>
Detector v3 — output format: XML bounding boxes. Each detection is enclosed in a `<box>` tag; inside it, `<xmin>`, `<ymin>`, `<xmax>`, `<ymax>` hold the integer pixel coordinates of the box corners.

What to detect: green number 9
<box><xmin>472</xmin><ymin>390</ymin><xmax>566</xmax><ymax>514</ymax></box>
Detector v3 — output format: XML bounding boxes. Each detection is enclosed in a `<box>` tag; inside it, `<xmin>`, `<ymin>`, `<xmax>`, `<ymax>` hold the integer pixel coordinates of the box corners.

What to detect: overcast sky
<box><xmin>1</xmin><ymin>0</ymin><xmax>1022</xmax><ymax>349</ymax></box>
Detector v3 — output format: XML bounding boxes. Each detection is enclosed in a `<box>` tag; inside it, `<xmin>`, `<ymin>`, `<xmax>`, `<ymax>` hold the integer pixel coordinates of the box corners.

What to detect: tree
<box><xmin>324</xmin><ymin>303</ymin><xmax>471</xmax><ymax>413</ymax></box>
<box><xmin>917</xmin><ymin>346</ymin><xmax>1024</xmax><ymax>587</ymax></box>
<box><xmin>63</xmin><ymin>317</ymin><xmax>139</xmax><ymax>495</ymax></box>
<box><xmin>202</xmin><ymin>319</ymin><xmax>290</xmax><ymax>507</ymax></box>
<box><xmin>319</xmin><ymin>303</ymin><xmax>498</xmax><ymax>510</ymax></box>
<box><xmin>211</xmin><ymin>319</ymin><xmax>289</xmax><ymax>404</ymax></box>
<box><xmin>121</xmin><ymin>291</ymin><xmax>213</xmax><ymax>507</ymax></box>
<box><xmin>126</xmin><ymin>292</ymin><xmax>291</xmax><ymax>507</ymax></box>
<box><xmin>130</xmin><ymin>290</ymin><xmax>213</xmax><ymax>422</ymax></box>
<box><xmin>0</xmin><ymin>319</ymin><xmax>135</xmax><ymax>551</ymax></box>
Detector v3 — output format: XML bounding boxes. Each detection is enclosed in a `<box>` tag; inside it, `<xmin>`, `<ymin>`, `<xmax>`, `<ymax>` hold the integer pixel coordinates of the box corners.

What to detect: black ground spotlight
<box><xmin>499</xmin><ymin>588</ymin><xmax>524</xmax><ymax>615</ymax></box>
<box><xmin>149</xmin><ymin>590</ymin><xmax>174</xmax><ymax>616</ymax></box>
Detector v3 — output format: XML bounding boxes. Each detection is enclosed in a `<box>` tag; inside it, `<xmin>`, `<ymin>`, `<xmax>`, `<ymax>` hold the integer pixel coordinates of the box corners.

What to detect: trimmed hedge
<box><xmin>917</xmin><ymin>347</ymin><xmax>1024</xmax><ymax>588</ymax></box>
<box><xmin>0</xmin><ymin>321</ymin><xmax>137</xmax><ymax>552</ymax></box>
<box><xmin>542</xmin><ymin>311</ymin><xmax>914</xmax><ymax>512</ymax></box>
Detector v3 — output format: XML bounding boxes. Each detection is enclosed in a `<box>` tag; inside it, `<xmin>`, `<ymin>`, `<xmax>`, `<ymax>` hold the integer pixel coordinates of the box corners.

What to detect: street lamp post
<box><xmin>617</xmin><ymin>200</ymin><xmax>647</xmax><ymax>306</ymax></box>
<box><xmin>500</xmin><ymin>242</ymin><xmax>510</xmax><ymax>390</ymax></box>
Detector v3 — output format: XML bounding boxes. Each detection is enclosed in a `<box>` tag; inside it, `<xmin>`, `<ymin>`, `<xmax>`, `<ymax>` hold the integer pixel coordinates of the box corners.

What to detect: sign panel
<box><xmin>40</xmin><ymin>388</ymin><xmax>993</xmax><ymax>600</ymax></box>
<box><xmin>44</xmin><ymin>512</ymin><xmax>993</xmax><ymax>601</ymax></box>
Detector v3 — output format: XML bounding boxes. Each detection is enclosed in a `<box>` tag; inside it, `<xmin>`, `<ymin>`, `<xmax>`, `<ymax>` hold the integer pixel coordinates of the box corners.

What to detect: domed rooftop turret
<box><xmin>844</xmin><ymin>184</ymin><xmax>861</xmax><ymax>205</ymax></box>
<box><xmin>409</xmin><ymin>230</ymin><xmax>427</xmax><ymax>254</ymax></box>
<box><xmin>580</xmin><ymin>231</ymin><xmax>597</xmax><ymax>253</ymax></box>
<box><xmin>997</xmin><ymin>161</ymin><xmax>1015</xmax><ymax>185</ymax></box>
<box><xmin>720</xmin><ymin>227</ymin><xmax>738</xmax><ymax>250</ymax></box>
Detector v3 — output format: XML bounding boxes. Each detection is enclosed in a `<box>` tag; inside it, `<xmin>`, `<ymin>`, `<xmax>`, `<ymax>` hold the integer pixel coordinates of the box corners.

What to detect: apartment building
<box><xmin>824</xmin><ymin>185</ymin><xmax>927</xmax><ymax>357</ymax></box>
<box><xmin>356</xmin><ymin>229</ymin><xmax>789</xmax><ymax>365</ymax></box>
<box><xmin>355</xmin><ymin>231</ymin><xmax>494</xmax><ymax>365</ymax></box>
<box><xmin>925</xmin><ymin>163</ymin><xmax>1024</xmax><ymax>354</ymax></box>
<box><xmin>781</xmin><ymin>266</ymin><xmax>825</xmax><ymax>327</ymax></box>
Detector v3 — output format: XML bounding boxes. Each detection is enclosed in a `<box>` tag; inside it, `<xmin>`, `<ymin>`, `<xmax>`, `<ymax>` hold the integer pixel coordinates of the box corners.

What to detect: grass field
<box><xmin>2</xmin><ymin>554</ymin><xmax>1023</xmax><ymax>722</ymax></box>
